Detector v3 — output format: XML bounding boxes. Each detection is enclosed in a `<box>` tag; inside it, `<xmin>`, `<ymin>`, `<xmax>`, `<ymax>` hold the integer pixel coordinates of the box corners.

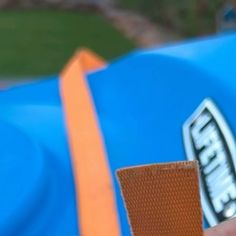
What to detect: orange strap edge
<box><xmin>60</xmin><ymin>49</ymin><xmax>121</xmax><ymax>236</ymax></box>
<box><xmin>117</xmin><ymin>161</ymin><xmax>203</xmax><ymax>236</ymax></box>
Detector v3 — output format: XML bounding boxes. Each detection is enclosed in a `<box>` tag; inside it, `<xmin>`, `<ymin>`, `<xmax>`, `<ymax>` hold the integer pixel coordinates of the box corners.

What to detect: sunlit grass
<box><xmin>0</xmin><ymin>9</ymin><xmax>135</xmax><ymax>76</ymax></box>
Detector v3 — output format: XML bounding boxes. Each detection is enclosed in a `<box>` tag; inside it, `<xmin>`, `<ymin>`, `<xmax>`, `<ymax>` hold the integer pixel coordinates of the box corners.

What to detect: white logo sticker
<box><xmin>183</xmin><ymin>98</ymin><xmax>236</xmax><ymax>226</ymax></box>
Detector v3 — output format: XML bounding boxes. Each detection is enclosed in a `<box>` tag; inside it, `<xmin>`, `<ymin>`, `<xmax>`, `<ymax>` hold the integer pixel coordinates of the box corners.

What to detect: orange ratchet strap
<box><xmin>60</xmin><ymin>49</ymin><xmax>121</xmax><ymax>236</ymax></box>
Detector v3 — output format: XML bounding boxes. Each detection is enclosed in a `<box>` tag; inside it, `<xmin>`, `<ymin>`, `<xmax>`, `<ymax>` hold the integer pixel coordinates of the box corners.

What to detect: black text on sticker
<box><xmin>183</xmin><ymin>98</ymin><xmax>236</xmax><ymax>226</ymax></box>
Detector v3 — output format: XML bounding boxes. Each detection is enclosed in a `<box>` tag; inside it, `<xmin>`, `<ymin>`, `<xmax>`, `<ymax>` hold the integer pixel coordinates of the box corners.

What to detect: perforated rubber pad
<box><xmin>117</xmin><ymin>161</ymin><xmax>203</xmax><ymax>236</ymax></box>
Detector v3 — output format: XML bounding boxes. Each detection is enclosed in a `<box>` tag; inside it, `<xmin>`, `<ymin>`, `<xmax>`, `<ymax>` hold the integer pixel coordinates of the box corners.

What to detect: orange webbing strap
<box><xmin>117</xmin><ymin>161</ymin><xmax>203</xmax><ymax>236</ymax></box>
<box><xmin>60</xmin><ymin>49</ymin><xmax>121</xmax><ymax>236</ymax></box>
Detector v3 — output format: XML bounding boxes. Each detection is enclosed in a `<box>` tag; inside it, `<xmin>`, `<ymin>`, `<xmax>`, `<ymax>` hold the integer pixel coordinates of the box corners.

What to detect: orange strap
<box><xmin>60</xmin><ymin>49</ymin><xmax>121</xmax><ymax>236</ymax></box>
<box><xmin>117</xmin><ymin>161</ymin><xmax>203</xmax><ymax>236</ymax></box>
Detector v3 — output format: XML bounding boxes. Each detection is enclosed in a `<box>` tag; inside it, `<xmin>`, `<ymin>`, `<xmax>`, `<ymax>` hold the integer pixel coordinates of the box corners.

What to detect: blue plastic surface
<box><xmin>0</xmin><ymin>79</ymin><xmax>78</xmax><ymax>235</ymax></box>
<box><xmin>0</xmin><ymin>33</ymin><xmax>235</xmax><ymax>234</ymax></box>
<box><xmin>88</xmin><ymin>33</ymin><xmax>236</xmax><ymax>234</ymax></box>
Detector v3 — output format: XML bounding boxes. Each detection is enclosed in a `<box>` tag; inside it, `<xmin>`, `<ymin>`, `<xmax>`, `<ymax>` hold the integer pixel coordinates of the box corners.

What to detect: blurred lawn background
<box><xmin>0</xmin><ymin>10</ymin><xmax>135</xmax><ymax>76</ymax></box>
<box><xmin>119</xmin><ymin>0</ymin><xmax>224</xmax><ymax>37</ymax></box>
<box><xmin>0</xmin><ymin>1</ymin><xmax>231</xmax><ymax>77</ymax></box>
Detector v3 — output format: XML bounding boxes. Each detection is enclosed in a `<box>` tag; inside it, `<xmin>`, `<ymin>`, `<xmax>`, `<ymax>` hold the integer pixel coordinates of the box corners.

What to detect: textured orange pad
<box><xmin>117</xmin><ymin>161</ymin><xmax>203</xmax><ymax>236</ymax></box>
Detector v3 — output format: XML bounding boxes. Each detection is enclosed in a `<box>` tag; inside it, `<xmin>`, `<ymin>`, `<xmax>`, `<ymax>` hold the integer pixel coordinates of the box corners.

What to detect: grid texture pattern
<box><xmin>117</xmin><ymin>161</ymin><xmax>203</xmax><ymax>236</ymax></box>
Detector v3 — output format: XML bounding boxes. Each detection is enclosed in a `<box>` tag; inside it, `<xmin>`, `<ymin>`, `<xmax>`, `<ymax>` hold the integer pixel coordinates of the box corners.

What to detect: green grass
<box><xmin>119</xmin><ymin>0</ymin><xmax>224</xmax><ymax>37</ymax></box>
<box><xmin>0</xmin><ymin>10</ymin><xmax>135</xmax><ymax>76</ymax></box>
